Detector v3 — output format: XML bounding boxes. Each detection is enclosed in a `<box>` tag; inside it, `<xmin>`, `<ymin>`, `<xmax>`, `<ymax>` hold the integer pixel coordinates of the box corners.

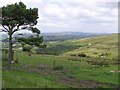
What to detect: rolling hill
<box><xmin>63</xmin><ymin>34</ymin><xmax>118</xmax><ymax>60</ymax></box>
<box><xmin>37</xmin><ymin>34</ymin><xmax>119</xmax><ymax>60</ymax></box>
<box><xmin>2</xmin><ymin>33</ymin><xmax>119</xmax><ymax>88</ymax></box>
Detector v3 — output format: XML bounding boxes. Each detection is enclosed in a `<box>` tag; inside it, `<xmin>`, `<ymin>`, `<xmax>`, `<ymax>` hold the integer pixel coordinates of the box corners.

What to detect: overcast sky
<box><xmin>0</xmin><ymin>0</ymin><xmax>119</xmax><ymax>33</ymax></box>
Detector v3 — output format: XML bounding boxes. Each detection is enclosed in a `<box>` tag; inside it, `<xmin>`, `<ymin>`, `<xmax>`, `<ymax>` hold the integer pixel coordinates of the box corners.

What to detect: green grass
<box><xmin>3</xmin><ymin>70</ymin><xmax>66</xmax><ymax>88</ymax></box>
<box><xmin>71</xmin><ymin>65</ymin><xmax>119</xmax><ymax>85</ymax></box>
<box><xmin>2</xmin><ymin>34</ymin><xmax>119</xmax><ymax>88</ymax></box>
<box><xmin>4</xmin><ymin>53</ymin><xmax>119</xmax><ymax>86</ymax></box>
<box><xmin>63</xmin><ymin>34</ymin><xmax>118</xmax><ymax>60</ymax></box>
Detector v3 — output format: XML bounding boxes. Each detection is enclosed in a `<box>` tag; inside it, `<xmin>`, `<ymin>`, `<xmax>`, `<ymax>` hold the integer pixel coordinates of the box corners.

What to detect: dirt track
<box><xmin>27</xmin><ymin>65</ymin><xmax>118</xmax><ymax>88</ymax></box>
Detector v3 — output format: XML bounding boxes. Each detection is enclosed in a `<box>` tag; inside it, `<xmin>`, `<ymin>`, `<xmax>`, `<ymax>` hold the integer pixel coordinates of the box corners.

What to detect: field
<box><xmin>2</xmin><ymin>34</ymin><xmax>119</xmax><ymax>88</ymax></box>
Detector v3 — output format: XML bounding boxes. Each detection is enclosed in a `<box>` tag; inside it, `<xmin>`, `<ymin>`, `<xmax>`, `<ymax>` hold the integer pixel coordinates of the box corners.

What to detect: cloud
<box><xmin>0</xmin><ymin>0</ymin><xmax>118</xmax><ymax>33</ymax></box>
<box><xmin>39</xmin><ymin>1</ymin><xmax>117</xmax><ymax>27</ymax></box>
<box><xmin>0</xmin><ymin>0</ymin><xmax>43</xmax><ymax>6</ymax></box>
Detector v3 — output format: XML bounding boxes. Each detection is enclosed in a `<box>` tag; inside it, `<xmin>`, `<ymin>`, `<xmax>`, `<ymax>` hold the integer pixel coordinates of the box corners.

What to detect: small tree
<box><xmin>18</xmin><ymin>36</ymin><xmax>46</xmax><ymax>55</ymax></box>
<box><xmin>22</xmin><ymin>46</ymin><xmax>32</xmax><ymax>56</ymax></box>
<box><xmin>0</xmin><ymin>2</ymin><xmax>41</xmax><ymax>69</ymax></box>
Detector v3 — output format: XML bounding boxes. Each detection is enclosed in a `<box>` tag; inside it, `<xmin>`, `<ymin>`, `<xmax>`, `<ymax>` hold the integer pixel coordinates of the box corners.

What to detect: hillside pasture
<box><xmin>2</xmin><ymin>34</ymin><xmax>119</xmax><ymax>88</ymax></box>
<box><xmin>3</xmin><ymin>52</ymin><xmax>119</xmax><ymax>88</ymax></box>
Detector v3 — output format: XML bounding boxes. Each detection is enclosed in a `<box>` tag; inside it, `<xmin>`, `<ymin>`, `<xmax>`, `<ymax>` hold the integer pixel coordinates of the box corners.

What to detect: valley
<box><xmin>2</xmin><ymin>33</ymin><xmax>119</xmax><ymax>88</ymax></box>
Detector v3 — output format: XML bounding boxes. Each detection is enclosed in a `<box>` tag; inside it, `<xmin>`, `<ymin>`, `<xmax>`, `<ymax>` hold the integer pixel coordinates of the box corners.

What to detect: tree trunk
<box><xmin>8</xmin><ymin>34</ymin><xmax>13</xmax><ymax>69</ymax></box>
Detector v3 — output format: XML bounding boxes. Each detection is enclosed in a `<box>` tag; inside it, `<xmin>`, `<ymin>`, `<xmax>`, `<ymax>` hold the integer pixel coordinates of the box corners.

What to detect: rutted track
<box><xmin>25</xmin><ymin>65</ymin><xmax>118</xmax><ymax>88</ymax></box>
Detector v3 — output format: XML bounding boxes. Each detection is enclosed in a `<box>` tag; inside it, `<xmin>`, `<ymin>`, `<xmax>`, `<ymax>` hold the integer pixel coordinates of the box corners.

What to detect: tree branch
<box><xmin>12</xmin><ymin>25</ymin><xmax>30</xmax><ymax>34</ymax></box>
<box><xmin>12</xmin><ymin>25</ymin><xmax>20</xmax><ymax>35</ymax></box>
<box><xmin>2</xmin><ymin>25</ymin><xmax>9</xmax><ymax>32</ymax></box>
<box><xmin>0</xmin><ymin>28</ymin><xmax>8</xmax><ymax>33</ymax></box>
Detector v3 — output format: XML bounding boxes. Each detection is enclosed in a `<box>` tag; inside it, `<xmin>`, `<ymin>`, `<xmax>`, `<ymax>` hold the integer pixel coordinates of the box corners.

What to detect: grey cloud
<box><xmin>0</xmin><ymin>0</ymin><xmax>117</xmax><ymax>33</ymax></box>
<box><xmin>98</xmin><ymin>2</ymin><xmax>118</xmax><ymax>9</ymax></box>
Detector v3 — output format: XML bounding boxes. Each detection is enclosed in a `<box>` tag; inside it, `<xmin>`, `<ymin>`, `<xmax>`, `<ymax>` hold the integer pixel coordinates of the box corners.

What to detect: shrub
<box><xmin>78</xmin><ymin>53</ymin><xmax>86</xmax><ymax>57</ymax></box>
<box><xmin>71</xmin><ymin>54</ymin><xmax>76</xmax><ymax>56</ymax></box>
<box><xmin>94</xmin><ymin>52</ymin><xmax>98</xmax><ymax>54</ymax></box>
<box><xmin>23</xmin><ymin>46</ymin><xmax>32</xmax><ymax>52</ymax></box>
<box><xmin>90</xmin><ymin>61</ymin><xmax>109</xmax><ymax>67</ymax></box>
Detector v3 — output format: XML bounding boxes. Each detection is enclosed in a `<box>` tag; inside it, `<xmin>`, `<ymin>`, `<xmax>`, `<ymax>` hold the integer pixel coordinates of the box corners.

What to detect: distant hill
<box><xmin>42</xmin><ymin>32</ymin><xmax>109</xmax><ymax>42</ymax></box>
<box><xmin>0</xmin><ymin>32</ymin><xmax>109</xmax><ymax>42</ymax></box>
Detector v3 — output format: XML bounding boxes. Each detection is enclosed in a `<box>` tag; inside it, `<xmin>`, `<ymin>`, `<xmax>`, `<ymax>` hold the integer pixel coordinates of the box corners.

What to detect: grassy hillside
<box><xmin>3</xmin><ymin>53</ymin><xmax>119</xmax><ymax>88</ymax></box>
<box><xmin>2</xmin><ymin>34</ymin><xmax>119</xmax><ymax>88</ymax></box>
<box><xmin>39</xmin><ymin>34</ymin><xmax>118</xmax><ymax>60</ymax></box>
<box><xmin>63</xmin><ymin>34</ymin><xmax>118</xmax><ymax>60</ymax></box>
<box><xmin>3</xmin><ymin>70</ymin><xmax>66</xmax><ymax>88</ymax></box>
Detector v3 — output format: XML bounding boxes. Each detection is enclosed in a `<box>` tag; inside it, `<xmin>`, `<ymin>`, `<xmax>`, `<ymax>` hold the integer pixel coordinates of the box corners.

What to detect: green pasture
<box><xmin>2</xmin><ymin>34</ymin><xmax>119</xmax><ymax>88</ymax></box>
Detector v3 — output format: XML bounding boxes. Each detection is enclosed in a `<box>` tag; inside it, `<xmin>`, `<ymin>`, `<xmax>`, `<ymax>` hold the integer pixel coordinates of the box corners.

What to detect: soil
<box><xmin>26</xmin><ymin>64</ymin><xmax>118</xmax><ymax>88</ymax></box>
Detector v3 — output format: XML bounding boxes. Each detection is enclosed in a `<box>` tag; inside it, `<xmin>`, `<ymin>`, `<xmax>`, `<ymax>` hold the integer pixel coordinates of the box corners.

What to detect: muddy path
<box><xmin>24</xmin><ymin>64</ymin><xmax>118</xmax><ymax>88</ymax></box>
<box><xmin>56</xmin><ymin>76</ymin><xmax>118</xmax><ymax>88</ymax></box>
